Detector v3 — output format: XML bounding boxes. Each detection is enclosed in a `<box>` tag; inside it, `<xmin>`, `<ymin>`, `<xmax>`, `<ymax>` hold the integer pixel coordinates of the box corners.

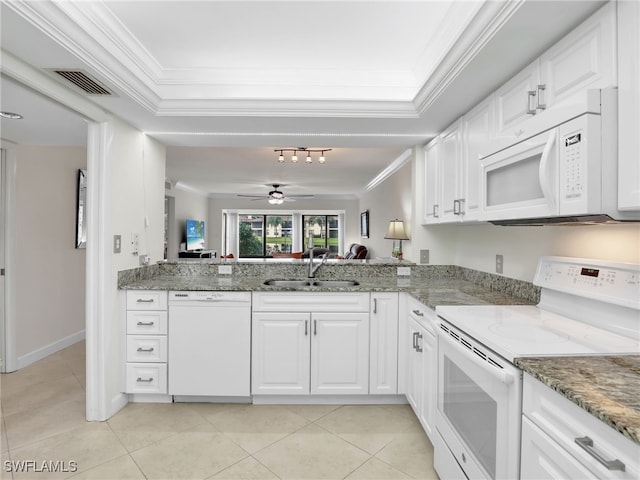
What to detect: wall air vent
<box><xmin>52</xmin><ymin>70</ymin><xmax>113</xmax><ymax>96</ymax></box>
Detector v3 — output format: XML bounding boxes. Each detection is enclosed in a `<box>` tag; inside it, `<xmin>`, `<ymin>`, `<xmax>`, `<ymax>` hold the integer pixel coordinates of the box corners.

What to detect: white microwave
<box><xmin>480</xmin><ymin>89</ymin><xmax>639</xmax><ymax>224</ymax></box>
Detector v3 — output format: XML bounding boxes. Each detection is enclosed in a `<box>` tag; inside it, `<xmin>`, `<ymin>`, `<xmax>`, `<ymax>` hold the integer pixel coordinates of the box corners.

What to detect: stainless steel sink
<box><xmin>312</xmin><ymin>280</ymin><xmax>360</xmax><ymax>287</ymax></box>
<box><xmin>264</xmin><ymin>279</ymin><xmax>312</xmax><ymax>287</ymax></box>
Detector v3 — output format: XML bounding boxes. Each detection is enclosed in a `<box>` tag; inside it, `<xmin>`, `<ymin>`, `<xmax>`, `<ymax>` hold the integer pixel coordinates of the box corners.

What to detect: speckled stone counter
<box><xmin>118</xmin><ymin>261</ymin><xmax>540</xmax><ymax>308</ymax></box>
<box><xmin>515</xmin><ymin>356</ymin><xmax>640</xmax><ymax>445</ymax></box>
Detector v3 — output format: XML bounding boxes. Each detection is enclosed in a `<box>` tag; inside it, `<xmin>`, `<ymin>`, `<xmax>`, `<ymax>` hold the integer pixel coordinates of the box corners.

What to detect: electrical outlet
<box><xmin>218</xmin><ymin>265</ymin><xmax>232</xmax><ymax>275</ymax></box>
<box><xmin>420</xmin><ymin>249</ymin><xmax>429</xmax><ymax>264</ymax></box>
<box><xmin>113</xmin><ymin>235</ymin><xmax>121</xmax><ymax>254</ymax></box>
<box><xmin>496</xmin><ymin>254</ymin><xmax>504</xmax><ymax>274</ymax></box>
<box><xmin>139</xmin><ymin>255</ymin><xmax>150</xmax><ymax>266</ymax></box>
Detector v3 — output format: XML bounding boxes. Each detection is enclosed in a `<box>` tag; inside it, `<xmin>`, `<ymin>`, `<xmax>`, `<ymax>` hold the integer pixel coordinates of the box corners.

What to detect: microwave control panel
<box><xmin>562</xmin><ymin>132</ymin><xmax>584</xmax><ymax>200</ymax></box>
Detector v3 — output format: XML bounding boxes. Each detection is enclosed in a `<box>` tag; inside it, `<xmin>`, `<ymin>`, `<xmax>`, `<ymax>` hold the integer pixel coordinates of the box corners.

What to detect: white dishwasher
<box><xmin>168</xmin><ymin>291</ymin><xmax>251</xmax><ymax>398</ymax></box>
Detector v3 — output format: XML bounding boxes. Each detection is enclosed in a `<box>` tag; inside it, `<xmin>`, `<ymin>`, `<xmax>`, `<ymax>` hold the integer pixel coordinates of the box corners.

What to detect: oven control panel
<box><xmin>535</xmin><ymin>256</ymin><xmax>640</xmax><ymax>309</ymax></box>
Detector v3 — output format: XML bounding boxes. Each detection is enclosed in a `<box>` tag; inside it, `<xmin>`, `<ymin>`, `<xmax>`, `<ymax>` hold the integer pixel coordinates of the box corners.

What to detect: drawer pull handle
<box><xmin>136</xmin><ymin>347</ymin><xmax>155</xmax><ymax>353</ymax></box>
<box><xmin>136</xmin><ymin>321</ymin><xmax>155</xmax><ymax>326</ymax></box>
<box><xmin>305</xmin><ymin>320</ymin><xmax>308</xmax><ymax>336</ymax></box>
<box><xmin>136</xmin><ymin>298</ymin><xmax>155</xmax><ymax>303</ymax></box>
<box><xmin>412</xmin><ymin>309</ymin><xmax>424</xmax><ymax>317</ymax></box>
<box><xmin>575</xmin><ymin>436</ymin><xmax>625</xmax><ymax>471</ymax></box>
<box><xmin>136</xmin><ymin>377</ymin><xmax>154</xmax><ymax>383</ymax></box>
<box><xmin>412</xmin><ymin>331</ymin><xmax>418</xmax><ymax>350</ymax></box>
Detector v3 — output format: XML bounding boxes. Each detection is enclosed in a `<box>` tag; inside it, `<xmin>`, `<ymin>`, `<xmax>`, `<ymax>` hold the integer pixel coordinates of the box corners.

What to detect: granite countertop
<box><xmin>120</xmin><ymin>274</ymin><xmax>533</xmax><ymax>309</ymax></box>
<box><xmin>516</xmin><ymin>356</ymin><xmax>640</xmax><ymax>445</ymax></box>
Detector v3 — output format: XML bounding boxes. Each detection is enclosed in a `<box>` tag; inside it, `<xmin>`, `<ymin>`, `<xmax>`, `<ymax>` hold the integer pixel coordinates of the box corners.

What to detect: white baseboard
<box><xmin>17</xmin><ymin>330</ymin><xmax>85</xmax><ymax>370</ymax></box>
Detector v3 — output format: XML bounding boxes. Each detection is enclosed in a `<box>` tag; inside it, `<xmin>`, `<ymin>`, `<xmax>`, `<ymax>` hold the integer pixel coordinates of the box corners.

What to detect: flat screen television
<box><xmin>186</xmin><ymin>219</ymin><xmax>205</xmax><ymax>251</ymax></box>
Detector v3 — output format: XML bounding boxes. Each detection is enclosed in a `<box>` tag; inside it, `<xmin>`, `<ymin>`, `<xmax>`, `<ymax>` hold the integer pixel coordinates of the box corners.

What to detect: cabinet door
<box><xmin>370</xmin><ymin>293</ymin><xmax>398</xmax><ymax>394</ymax></box>
<box><xmin>539</xmin><ymin>2</ymin><xmax>615</xmax><ymax>109</ymax></box>
<box><xmin>439</xmin><ymin>121</ymin><xmax>463</xmax><ymax>222</ymax></box>
<box><xmin>495</xmin><ymin>60</ymin><xmax>541</xmax><ymax>141</ymax></box>
<box><xmin>461</xmin><ymin>97</ymin><xmax>494</xmax><ymax>221</ymax></box>
<box><xmin>252</xmin><ymin>312</ymin><xmax>310</xmax><ymax>395</ymax></box>
<box><xmin>310</xmin><ymin>312</ymin><xmax>369</xmax><ymax>395</ymax></box>
<box><xmin>618</xmin><ymin>0</ymin><xmax>640</xmax><ymax>210</ymax></box>
<box><xmin>406</xmin><ymin>316</ymin><xmax>422</xmax><ymax>413</ymax></box>
<box><xmin>417</xmin><ymin>327</ymin><xmax>436</xmax><ymax>440</ymax></box>
<box><xmin>423</xmin><ymin>139</ymin><xmax>441</xmax><ymax>224</ymax></box>
<box><xmin>521</xmin><ymin>416</ymin><xmax>595</xmax><ymax>480</ymax></box>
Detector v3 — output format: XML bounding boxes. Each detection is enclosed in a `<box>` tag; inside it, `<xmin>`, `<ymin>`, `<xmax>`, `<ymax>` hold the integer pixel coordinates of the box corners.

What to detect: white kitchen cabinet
<box><xmin>369</xmin><ymin>292</ymin><xmax>399</xmax><ymax>394</ymax></box>
<box><xmin>495</xmin><ymin>2</ymin><xmax>616</xmax><ymax>144</ymax></box>
<box><xmin>251</xmin><ymin>292</ymin><xmax>370</xmax><ymax>396</ymax></box>
<box><xmin>617</xmin><ymin>0</ymin><xmax>640</xmax><ymax>210</ymax></box>
<box><xmin>405</xmin><ymin>296</ymin><xmax>437</xmax><ymax>440</ymax></box>
<box><xmin>251</xmin><ymin>312</ymin><xmax>310</xmax><ymax>395</ymax></box>
<box><xmin>521</xmin><ymin>374</ymin><xmax>639</xmax><ymax>480</ymax></box>
<box><xmin>124</xmin><ymin>290</ymin><xmax>168</xmax><ymax>395</ymax></box>
<box><xmin>423</xmin><ymin>138</ymin><xmax>441</xmax><ymax>224</ymax></box>
<box><xmin>440</xmin><ymin>120</ymin><xmax>463</xmax><ymax>222</ymax></box>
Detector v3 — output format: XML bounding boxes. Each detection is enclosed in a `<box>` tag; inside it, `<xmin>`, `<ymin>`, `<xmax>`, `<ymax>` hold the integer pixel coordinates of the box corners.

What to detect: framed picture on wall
<box><xmin>360</xmin><ymin>210</ymin><xmax>369</xmax><ymax>238</ymax></box>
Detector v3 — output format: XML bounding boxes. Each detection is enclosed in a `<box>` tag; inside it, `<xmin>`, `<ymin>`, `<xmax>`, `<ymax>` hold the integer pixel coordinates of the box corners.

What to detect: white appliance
<box><xmin>481</xmin><ymin>89</ymin><xmax>639</xmax><ymax>224</ymax></box>
<box><xmin>434</xmin><ymin>256</ymin><xmax>640</xmax><ymax>480</ymax></box>
<box><xmin>168</xmin><ymin>291</ymin><xmax>251</xmax><ymax>398</ymax></box>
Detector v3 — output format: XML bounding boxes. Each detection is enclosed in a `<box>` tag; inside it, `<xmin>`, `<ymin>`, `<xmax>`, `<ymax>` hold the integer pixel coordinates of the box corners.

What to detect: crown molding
<box><xmin>363</xmin><ymin>148</ymin><xmax>413</xmax><ymax>193</ymax></box>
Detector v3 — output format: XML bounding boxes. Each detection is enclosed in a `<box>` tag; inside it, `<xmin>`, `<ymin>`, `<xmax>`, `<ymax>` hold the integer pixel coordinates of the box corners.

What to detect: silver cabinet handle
<box><xmin>373</xmin><ymin>298</ymin><xmax>378</xmax><ymax>314</ymax></box>
<box><xmin>433</xmin><ymin>204</ymin><xmax>439</xmax><ymax>218</ymax></box>
<box><xmin>136</xmin><ymin>347</ymin><xmax>155</xmax><ymax>352</ymax></box>
<box><xmin>136</xmin><ymin>298</ymin><xmax>155</xmax><ymax>303</ymax></box>
<box><xmin>527</xmin><ymin>90</ymin><xmax>537</xmax><ymax>115</ymax></box>
<box><xmin>136</xmin><ymin>321</ymin><xmax>155</xmax><ymax>326</ymax></box>
<box><xmin>575</xmin><ymin>436</ymin><xmax>625</xmax><ymax>471</ymax></box>
<box><xmin>412</xmin><ymin>309</ymin><xmax>424</xmax><ymax>317</ymax></box>
<box><xmin>412</xmin><ymin>331</ymin><xmax>418</xmax><ymax>350</ymax></box>
<box><xmin>136</xmin><ymin>377</ymin><xmax>154</xmax><ymax>383</ymax></box>
<box><xmin>314</xmin><ymin>319</ymin><xmax>317</xmax><ymax>336</ymax></box>
<box><xmin>305</xmin><ymin>320</ymin><xmax>308</xmax><ymax>336</ymax></box>
<box><xmin>416</xmin><ymin>333</ymin><xmax>423</xmax><ymax>353</ymax></box>
<box><xmin>536</xmin><ymin>84</ymin><xmax>546</xmax><ymax>110</ymax></box>
<box><xmin>453</xmin><ymin>199</ymin><xmax>460</xmax><ymax>215</ymax></box>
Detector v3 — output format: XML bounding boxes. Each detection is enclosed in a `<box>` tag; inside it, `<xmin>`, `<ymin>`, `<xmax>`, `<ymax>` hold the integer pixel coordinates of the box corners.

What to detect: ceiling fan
<box><xmin>237</xmin><ymin>184</ymin><xmax>314</xmax><ymax>204</ymax></box>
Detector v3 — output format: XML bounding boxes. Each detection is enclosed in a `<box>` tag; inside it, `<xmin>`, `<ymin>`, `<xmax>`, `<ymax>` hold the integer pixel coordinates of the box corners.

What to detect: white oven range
<box><xmin>433</xmin><ymin>256</ymin><xmax>640</xmax><ymax>480</ymax></box>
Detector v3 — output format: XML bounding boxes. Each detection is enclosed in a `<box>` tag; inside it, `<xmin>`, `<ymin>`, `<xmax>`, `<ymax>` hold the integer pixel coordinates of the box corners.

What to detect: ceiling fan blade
<box><xmin>287</xmin><ymin>195</ymin><xmax>315</xmax><ymax>199</ymax></box>
<box><xmin>237</xmin><ymin>194</ymin><xmax>268</xmax><ymax>199</ymax></box>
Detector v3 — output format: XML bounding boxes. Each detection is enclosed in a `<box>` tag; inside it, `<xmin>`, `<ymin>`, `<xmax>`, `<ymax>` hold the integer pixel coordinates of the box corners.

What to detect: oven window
<box><xmin>443</xmin><ymin>357</ymin><xmax>497</xmax><ymax>479</ymax></box>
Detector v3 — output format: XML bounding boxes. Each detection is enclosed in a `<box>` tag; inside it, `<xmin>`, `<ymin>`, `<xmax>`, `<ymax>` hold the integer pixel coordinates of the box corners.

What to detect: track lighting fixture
<box><xmin>274</xmin><ymin>147</ymin><xmax>332</xmax><ymax>164</ymax></box>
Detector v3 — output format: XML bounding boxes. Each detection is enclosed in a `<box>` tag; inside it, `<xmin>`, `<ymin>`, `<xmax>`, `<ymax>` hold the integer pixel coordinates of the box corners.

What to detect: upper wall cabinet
<box><xmin>494</xmin><ymin>2</ymin><xmax>616</xmax><ymax>146</ymax></box>
<box><xmin>618</xmin><ymin>0</ymin><xmax>640</xmax><ymax>210</ymax></box>
<box><xmin>423</xmin><ymin>138</ymin><xmax>441</xmax><ymax>224</ymax></box>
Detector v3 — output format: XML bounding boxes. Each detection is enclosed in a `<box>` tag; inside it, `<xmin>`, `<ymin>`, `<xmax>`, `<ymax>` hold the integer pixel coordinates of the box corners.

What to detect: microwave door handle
<box><xmin>539</xmin><ymin>130</ymin><xmax>558</xmax><ymax>211</ymax></box>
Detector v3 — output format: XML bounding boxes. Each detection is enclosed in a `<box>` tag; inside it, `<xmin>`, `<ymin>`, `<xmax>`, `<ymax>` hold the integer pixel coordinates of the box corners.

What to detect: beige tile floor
<box><xmin>1</xmin><ymin>342</ymin><xmax>439</xmax><ymax>480</ymax></box>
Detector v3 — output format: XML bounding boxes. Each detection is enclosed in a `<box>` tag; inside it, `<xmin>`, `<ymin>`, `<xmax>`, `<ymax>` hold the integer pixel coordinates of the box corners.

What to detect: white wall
<box><xmin>208</xmin><ymin>196</ymin><xmax>360</xmax><ymax>257</ymax></box>
<box><xmin>165</xmin><ymin>186</ymin><xmax>209</xmax><ymax>259</ymax></box>
<box><xmin>107</xmin><ymin>121</ymin><xmax>165</xmax><ymax>410</ymax></box>
<box><xmin>14</xmin><ymin>146</ymin><xmax>86</xmax><ymax>366</ymax></box>
<box><xmin>359</xmin><ymin>161</ymin><xmax>413</xmax><ymax>260</ymax></box>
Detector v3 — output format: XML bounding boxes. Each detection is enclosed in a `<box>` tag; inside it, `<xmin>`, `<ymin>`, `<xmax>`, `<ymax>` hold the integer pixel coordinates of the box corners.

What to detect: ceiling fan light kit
<box><xmin>274</xmin><ymin>148</ymin><xmax>332</xmax><ymax>164</ymax></box>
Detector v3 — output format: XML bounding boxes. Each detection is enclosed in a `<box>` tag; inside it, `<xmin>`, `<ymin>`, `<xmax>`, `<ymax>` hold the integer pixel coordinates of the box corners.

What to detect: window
<box><xmin>302</xmin><ymin>215</ymin><xmax>339</xmax><ymax>254</ymax></box>
<box><xmin>238</xmin><ymin>214</ymin><xmax>293</xmax><ymax>257</ymax></box>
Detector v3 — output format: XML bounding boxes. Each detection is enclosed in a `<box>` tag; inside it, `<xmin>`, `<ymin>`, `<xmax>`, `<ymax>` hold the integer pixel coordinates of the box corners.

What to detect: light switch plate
<box><xmin>496</xmin><ymin>254</ymin><xmax>504</xmax><ymax>274</ymax></box>
<box><xmin>420</xmin><ymin>249</ymin><xmax>429</xmax><ymax>264</ymax></box>
<box><xmin>113</xmin><ymin>235</ymin><xmax>121</xmax><ymax>254</ymax></box>
<box><xmin>397</xmin><ymin>266</ymin><xmax>411</xmax><ymax>276</ymax></box>
<box><xmin>218</xmin><ymin>265</ymin><xmax>232</xmax><ymax>275</ymax></box>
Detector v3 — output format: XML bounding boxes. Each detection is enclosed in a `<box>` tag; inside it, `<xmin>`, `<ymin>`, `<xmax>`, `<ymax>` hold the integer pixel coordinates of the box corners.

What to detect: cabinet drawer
<box><xmin>126</xmin><ymin>311</ymin><xmax>168</xmax><ymax>334</ymax></box>
<box><xmin>126</xmin><ymin>363</ymin><xmax>167</xmax><ymax>394</ymax></box>
<box><xmin>126</xmin><ymin>290</ymin><xmax>167</xmax><ymax>310</ymax></box>
<box><xmin>523</xmin><ymin>374</ymin><xmax>639</xmax><ymax>479</ymax></box>
<box><xmin>407</xmin><ymin>296</ymin><xmax>437</xmax><ymax>334</ymax></box>
<box><xmin>126</xmin><ymin>336</ymin><xmax>167</xmax><ymax>362</ymax></box>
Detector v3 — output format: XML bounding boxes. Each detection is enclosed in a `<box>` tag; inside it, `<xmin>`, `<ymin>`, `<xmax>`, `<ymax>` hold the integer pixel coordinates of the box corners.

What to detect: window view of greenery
<box><xmin>303</xmin><ymin>215</ymin><xmax>339</xmax><ymax>254</ymax></box>
<box><xmin>238</xmin><ymin>215</ymin><xmax>293</xmax><ymax>257</ymax></box>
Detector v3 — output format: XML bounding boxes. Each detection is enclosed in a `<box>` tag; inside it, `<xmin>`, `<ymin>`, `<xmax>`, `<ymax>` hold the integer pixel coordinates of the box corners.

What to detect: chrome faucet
<box><xmin>307</xmin><ymin>233</ymin><xmax>328</xmax><ymax>278</ymax></box>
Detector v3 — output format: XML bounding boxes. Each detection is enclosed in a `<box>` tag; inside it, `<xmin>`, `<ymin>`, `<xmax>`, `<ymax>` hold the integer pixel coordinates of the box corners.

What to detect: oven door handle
<box><xmin>440</xmin><ymin>329</ymin><xmax>516</xmax><ymax>385</ymax></box>
<box><xmin>538</xmin><ymin>129</ymin><xmax>557</xmax><ymax>212</ymax></box>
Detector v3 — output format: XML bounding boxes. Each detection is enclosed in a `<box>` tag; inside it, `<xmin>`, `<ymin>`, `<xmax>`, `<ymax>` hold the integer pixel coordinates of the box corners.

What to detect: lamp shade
<box><xmin>384</xmin><ymin>219</ymin><xmax>409</xmax><ymax>240</ymax></box>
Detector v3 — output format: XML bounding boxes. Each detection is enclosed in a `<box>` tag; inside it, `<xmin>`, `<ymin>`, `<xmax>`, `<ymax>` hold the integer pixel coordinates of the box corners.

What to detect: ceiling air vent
<box><xmin>52</xmin><ymin>70</ymin><xmax>113</xmax><ymax>96</ymax></box>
